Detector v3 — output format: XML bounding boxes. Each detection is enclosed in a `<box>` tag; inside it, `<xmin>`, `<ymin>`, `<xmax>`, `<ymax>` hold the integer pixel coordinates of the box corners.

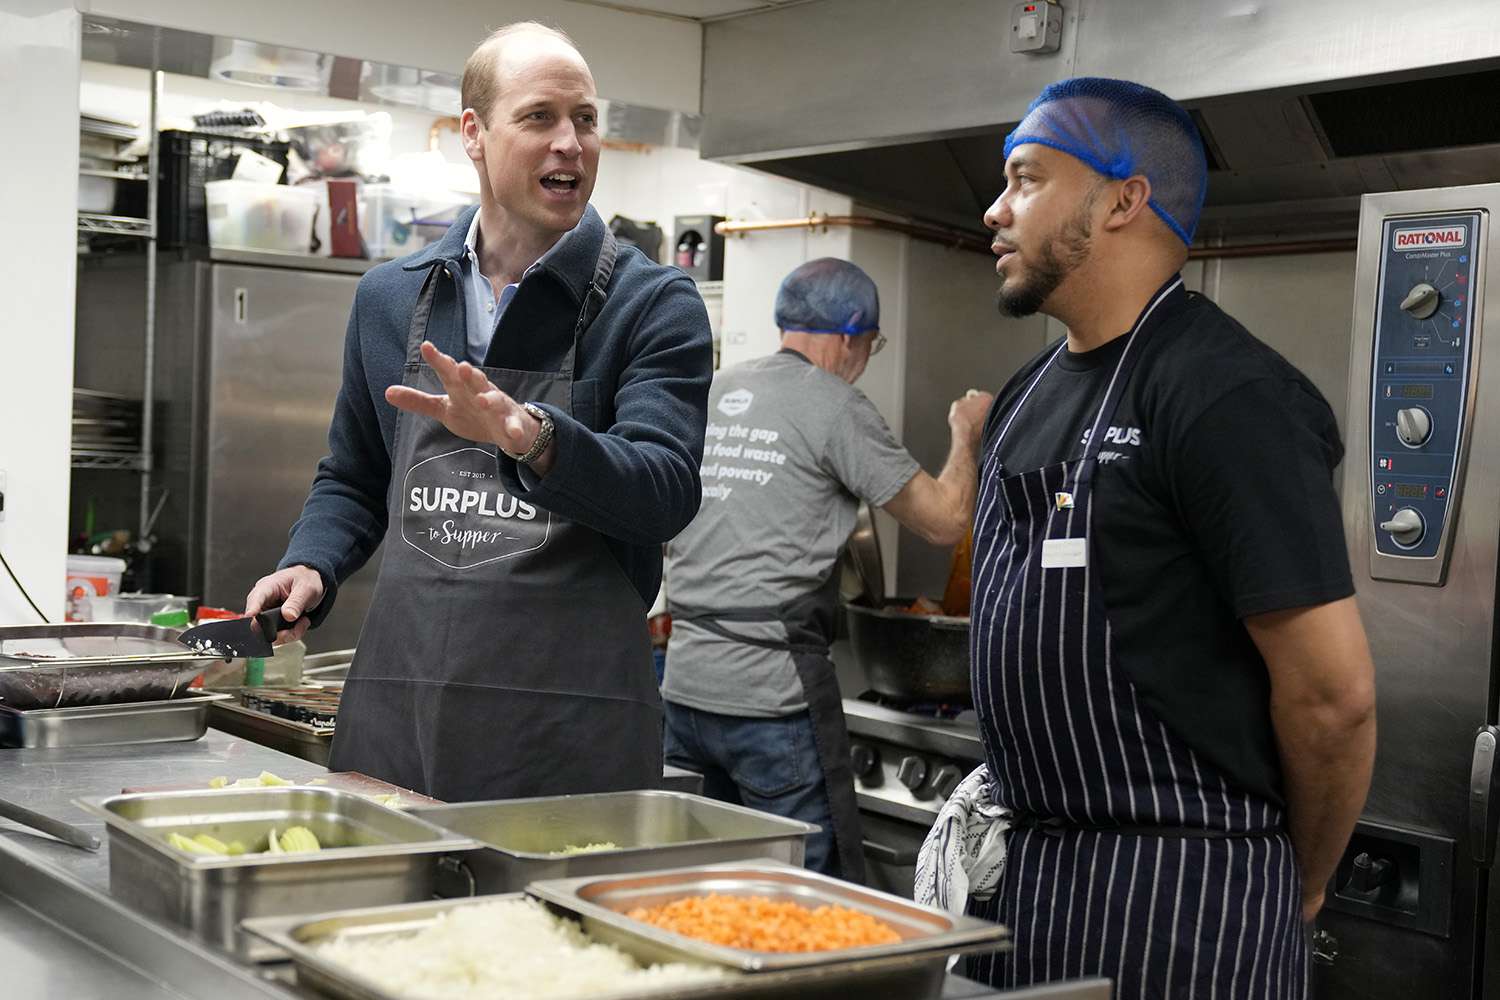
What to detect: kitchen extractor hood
<box><xmin>700</xmin><ymin>0</ymin><xmax>1500</xmax><ymax>243</ymax></box>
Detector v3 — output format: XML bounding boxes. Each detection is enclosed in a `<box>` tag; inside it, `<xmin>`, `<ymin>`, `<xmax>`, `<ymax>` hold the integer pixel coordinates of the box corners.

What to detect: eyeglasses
<box><xmin>869</xmin><ymin>332</ymin><xmax>887</xmax><ymax>356</ymax></box>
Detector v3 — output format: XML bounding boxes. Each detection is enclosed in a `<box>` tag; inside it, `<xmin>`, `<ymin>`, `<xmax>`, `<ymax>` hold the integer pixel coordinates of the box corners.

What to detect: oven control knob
<box><xmin>897</xmin><ymin>756</ymin><xmax>929</xmax><ymax>793</ymax></box>
<box><xmin>1396</xmin><ymin>407</ymin><xmax>1432</xmax><ymax>448</ymax></box>
<box><xmin>931</xmin><ymin>765</ymin><xmax>964</xmax><ymax>800</ymax></box>
<box><xmin>849</xmin><ymin>742</ymin><xmax>882</xmax><ymax>784</ymax></box>
<box><xmin>1400</xmin><ymin>283</ymin><xmax>1441</xmax><ymax>320</ymax></box>
<box><xmin>1379</xmin><ymin>507</ymin><xmax>1425</xmax><ymax>547</ymax></box>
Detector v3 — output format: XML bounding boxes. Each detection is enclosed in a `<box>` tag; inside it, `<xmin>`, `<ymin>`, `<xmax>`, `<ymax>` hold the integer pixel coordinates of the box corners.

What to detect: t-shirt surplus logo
<box><xmin>717</xmin><ymin>388</ymin><xmax>754</xmax><ymax>417</ymax></box>
<box><xmin>1080</xmin><ymin>425</ymin><xmax>1142</xmax><ymax>464</ymax></box>
<box><xmin>401</xmin><ymin>447</ymin><xmax>549</xmax><ymax>570</ymax></box>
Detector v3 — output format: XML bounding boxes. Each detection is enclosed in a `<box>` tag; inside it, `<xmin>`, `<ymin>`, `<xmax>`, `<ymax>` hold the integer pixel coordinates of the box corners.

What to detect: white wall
<box><xmin>1</xmin><ymin>0</ymin><xmax>81</xmax><ymax>623</ymax></box>
<box><xmin>85</xmin><ymin>0</ymin><xmax>704</xmax><ymax>114</ymax></box>
<box><xmin>894</xmin><ymin>239</ymin><xmax>1053</xmax><ymax>597</ymax></box>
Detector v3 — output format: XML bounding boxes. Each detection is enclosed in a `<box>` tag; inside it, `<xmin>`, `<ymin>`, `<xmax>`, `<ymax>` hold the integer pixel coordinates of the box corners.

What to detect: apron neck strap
<box><xmin>1077</xmin><ymin>276</ymin><xmax>1183</xmax><ymax>463</ymax></box>
<box><xmin>993</xmin><ymin>276</ymin><xmax>1184</xmax><ymax>455</ymax></box>
<box><xmin>563</xmin><ymin>229</ymin><xmax>618</xmax><ymax>380</ymax></box>
<box><xmin>992</xmin><ymin>342</ymin><xmax>1066</xmax><ymax>450</ymax></box>
<box><xmin>403</xmin><ymin>228</ymin><xmax>622</xmax><ymax>374</ymax></box>
<box><xmin>405</xmin><ymin>261</ymin><xmax>448</xmax><ymax>365</ymax></box>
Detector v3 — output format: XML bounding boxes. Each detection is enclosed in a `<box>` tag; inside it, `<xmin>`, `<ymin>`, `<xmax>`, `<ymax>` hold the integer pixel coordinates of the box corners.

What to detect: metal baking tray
<box><xmin>243</xmin><ymin>892</ymin><xmax>1002</xmax><ymax>1000</ymax></box>
<box><xmin>302</xmin><ymin>648</ymin><xmax>354</xmax><ymax>682</ymax></box>
<box><xmin>412</xmin><ymin>790</ymin><xmax>817</xmax><ymax>894</ymax></box>
<box><xmin>0</xmin><ymin>624</ymin><xmax>222</xmax><ymax>709</ymax></box>
<box><xmin>78</xmin><ymin>786</ymin><xmax>479</xmax><ymax>959</ymax></box>
<box><xmin>528</xmin><ymin>861</ymin><xmax>1008</xmax><ymax>973</ymax></box>
<box><xmin>0</xmin><ymin>691</ymin><xmax>230</xmax><ymax>748</ymax></box>
<box><xmin>208</xmin><ymin>696</ymin><xmax>334</xmax><ymax>765</ymax></box>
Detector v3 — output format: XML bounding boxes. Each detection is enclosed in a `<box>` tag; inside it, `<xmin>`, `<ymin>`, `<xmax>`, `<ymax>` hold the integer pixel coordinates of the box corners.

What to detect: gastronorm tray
<box><xmin>78</xmin><ymin>786</ymin><xmax>479</xmax><ymax>959</ymax></box>
<box><xmin>208</xmin><ymin>696</ymin><xmax>334</xmax><ymax>765</ymax></box>
<box><xmin>243</xmin><ymin>890</ymin><xmax>1004</xmax><ymax>1000</ymax></box>
<box><xmin>0</xmin><ymin>624</ymin><xmax>222</xmax><ymax>709</ymax></box>
<box><xmin>527</xmin><ymin>860</ymin><xmax>1008</xmax><ymax>973</ymax></box>
<box><xmin>0</xmin><ymin>691</ymin><xmax>230</xmax><ymax>748</ymax></box>
<box><xmin>411</xmin><ymin>790</ymin><xmax>817</xmax><ymax>894</ymax></box>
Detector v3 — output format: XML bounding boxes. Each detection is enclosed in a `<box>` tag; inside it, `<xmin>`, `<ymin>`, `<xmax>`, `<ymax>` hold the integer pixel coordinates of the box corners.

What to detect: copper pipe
<box><xmin>716</xmin><ymin>214</ymin><xmax>992</xmax><ymax>253</ymax></box>
<box><xmin>428</xmin><ymin>115</ymin><xmax>461</xmax><ymax>152</ymax></box>
<box><xmin>1188</xmin><ymin>238</ymin><xmax>1357</xmax><ymax>259</ymax></box>
<box><xmin>715</xmin><ymin>215</ymin><xmax>1357</xmax><ymax>260</ymax></box>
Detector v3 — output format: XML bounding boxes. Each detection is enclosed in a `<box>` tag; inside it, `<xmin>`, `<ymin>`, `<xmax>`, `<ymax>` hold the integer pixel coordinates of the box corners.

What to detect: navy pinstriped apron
<box><xmin>965</xmin><ymin>279</ymin><xmax>1308</xmax><ymax>999</ymax></box>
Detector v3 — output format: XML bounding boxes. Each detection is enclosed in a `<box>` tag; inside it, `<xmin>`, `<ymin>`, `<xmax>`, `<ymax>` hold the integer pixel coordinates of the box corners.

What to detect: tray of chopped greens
<box><xmin>76</xmin><ymin>786</ymin><xmax>478</xmax><ymax>960</ymax></box>
<box><xmin>409</xmin><ymin>790</ymin><xmax>817</xmax><ymax>895</ymax></box>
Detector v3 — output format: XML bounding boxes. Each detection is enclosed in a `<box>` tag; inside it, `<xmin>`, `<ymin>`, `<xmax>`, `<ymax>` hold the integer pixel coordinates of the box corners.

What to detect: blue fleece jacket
<box><xmin>278</xmin><ymin>204</ymin><xmax>713</xmax><ymax>622</ymax></box>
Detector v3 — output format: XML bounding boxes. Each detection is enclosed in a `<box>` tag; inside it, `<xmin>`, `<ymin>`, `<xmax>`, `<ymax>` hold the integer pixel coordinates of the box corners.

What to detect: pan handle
<box><xmin>862</xmin><ymin>838</ymin><xmax>920</xmax><ymax>866</ymax></box>
<box><xmin>435</xmin><ymin>854</ymin><xmax>478</xmax><ymax>897</ymax></box>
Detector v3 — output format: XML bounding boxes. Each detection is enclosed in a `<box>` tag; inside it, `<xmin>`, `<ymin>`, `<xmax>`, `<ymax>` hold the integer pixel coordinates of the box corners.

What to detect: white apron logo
<box><xmin>401</xmin><ymin>447</ymin><xmax>550</xmax><ymax>570</ymax></box>
<box><xmin>717</xmin><ymin>388</ymin><xmax>754</xmax><ymax>417</ymax></box>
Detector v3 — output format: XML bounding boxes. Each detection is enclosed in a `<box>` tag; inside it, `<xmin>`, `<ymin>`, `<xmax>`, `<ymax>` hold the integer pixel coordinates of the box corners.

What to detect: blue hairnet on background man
<box><xmin>661</xmin><ymin>257</ymin><xmax>993</xmax><ymax>881</ymax></box>
<box><xmin>915</xmin><ymin>77</ymin><xmax>1376</xmax><ymax>997</ymax></box>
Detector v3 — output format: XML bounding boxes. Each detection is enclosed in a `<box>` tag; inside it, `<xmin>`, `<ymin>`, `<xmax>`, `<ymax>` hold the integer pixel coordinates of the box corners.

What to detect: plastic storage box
<box><xmin>358</xmin><ymin>185</ymin><xmax>427</xmax><ymax>260</ymax></box>
<box><xmin>157</xmin><ymin>130</ymin><xmax>292</xmax><ymax>248</ymax></box>
<box><xmin>65</xmin><ymin>555</ymin><xmax>125</xmax><ymax>622</ymax></box>
<box><xmin>205</xmin><ymin>180</ymin><xmax>317</xmax><ymax>254</ymax></box>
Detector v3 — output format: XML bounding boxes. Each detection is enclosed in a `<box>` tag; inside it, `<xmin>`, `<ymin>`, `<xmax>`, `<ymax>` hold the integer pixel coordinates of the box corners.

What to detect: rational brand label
<box><xmin>1392</xmin><ymin>226</ymin><xmax>1467</xmax><ymax>251</ymax></box>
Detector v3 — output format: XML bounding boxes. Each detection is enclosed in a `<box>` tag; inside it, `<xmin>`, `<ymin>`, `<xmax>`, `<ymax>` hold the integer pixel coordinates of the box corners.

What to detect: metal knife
<box><xmin>176</xmin><ymin>607</ymin><xmax>295</xmax><ymax>658</ymax></box>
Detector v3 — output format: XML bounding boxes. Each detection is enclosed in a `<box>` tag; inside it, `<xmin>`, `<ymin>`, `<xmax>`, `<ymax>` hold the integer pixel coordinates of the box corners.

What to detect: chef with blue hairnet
<box><xmin>661</xmin><ymin>258</ymin><xmax>993</xmax><ymax>882</ymax></box>
<box><xmin>925</xmin><ymin>78</ymin><xmax>1377</xmax><ymax>996</ymax></box>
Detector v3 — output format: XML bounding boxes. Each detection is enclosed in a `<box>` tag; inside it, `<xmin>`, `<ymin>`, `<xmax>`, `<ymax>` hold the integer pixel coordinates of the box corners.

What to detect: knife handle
<box><xmin>255</xmin><ymin>606</ymin><xmax>299</xmax><ymax>643</ymax></box>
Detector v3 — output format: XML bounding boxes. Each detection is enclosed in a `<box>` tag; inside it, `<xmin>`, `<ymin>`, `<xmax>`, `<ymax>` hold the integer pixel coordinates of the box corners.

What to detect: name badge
<box><xmin>1041</xmin><ymin>537</ymin><xmax>1088</xmax><ymax>569</ymax></box>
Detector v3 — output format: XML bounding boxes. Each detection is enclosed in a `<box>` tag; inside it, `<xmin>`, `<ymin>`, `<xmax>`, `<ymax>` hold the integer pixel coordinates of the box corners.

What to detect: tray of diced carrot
<box><xmin>526</xmin><ymin>859</ymin><xmax>1009</xmax><ymax>974</ymax></box>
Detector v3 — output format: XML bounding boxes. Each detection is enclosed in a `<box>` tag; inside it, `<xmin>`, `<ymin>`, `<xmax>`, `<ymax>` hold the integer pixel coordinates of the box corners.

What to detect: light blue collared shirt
<box><xmin>460</xmin><ymin>210</ymin><xmax>524</xmax><ymax>365</ymax></box>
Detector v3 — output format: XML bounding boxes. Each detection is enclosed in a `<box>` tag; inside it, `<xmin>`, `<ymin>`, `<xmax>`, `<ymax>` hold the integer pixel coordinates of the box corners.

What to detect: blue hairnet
<box><xmin>1003</xmin><ymin>77</ymin><xmax>1208</xmax><ymax>245</ymax></box>
<box><xmin>774</xmin><ymin>258</ymin><xmax>880</xmax><ymax>335</ymax></box>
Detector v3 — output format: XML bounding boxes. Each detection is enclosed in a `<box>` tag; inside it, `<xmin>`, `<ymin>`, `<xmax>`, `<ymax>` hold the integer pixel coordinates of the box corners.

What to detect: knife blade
<box><xmin>177</xmin><ymin>606</ymin><xmax>295</xmax><ymax>658</ymax></box>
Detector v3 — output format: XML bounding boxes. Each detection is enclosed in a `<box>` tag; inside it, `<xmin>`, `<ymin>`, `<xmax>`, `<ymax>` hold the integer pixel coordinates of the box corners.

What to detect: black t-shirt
<box><xmin>982</xmin><ymin>283</ymin><xmax>1354</xmax><ymax>804</ymax></box>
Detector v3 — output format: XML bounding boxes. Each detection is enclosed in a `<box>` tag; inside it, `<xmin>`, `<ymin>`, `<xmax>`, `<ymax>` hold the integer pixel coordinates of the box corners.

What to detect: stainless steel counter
<box><xmin>0</xmin><ymin>727</ymin><xmax>327</xmax><ymax>891</ymax></box>
<box><xmin>0</xmin><ymin>729</ymin><xmax>313</xmax><ymax>999</ymax></box>
<box><xmin>0</xmin><ymin>729</ymin><xmax>1107</xmax><ymax>1000</ymax></box>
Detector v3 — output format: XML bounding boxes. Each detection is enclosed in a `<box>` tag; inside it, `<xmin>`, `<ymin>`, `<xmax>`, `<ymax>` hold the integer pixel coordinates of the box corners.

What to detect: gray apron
<box><xmin>330</xmin><ymin>232</ymin><xmax>663</xmax><ymax>801</ymax></box>
<box><xmin>671</xmin><ymin>568</ymin><xmax>867</xmax><ymax>884</ymax></box>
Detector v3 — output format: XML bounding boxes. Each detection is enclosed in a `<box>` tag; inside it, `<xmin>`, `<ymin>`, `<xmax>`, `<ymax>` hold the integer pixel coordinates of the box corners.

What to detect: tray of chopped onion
<box><xmin>243</xmin><ymin>871</ymin><xmax>1007</xmax><ymax>1000</ymax></box>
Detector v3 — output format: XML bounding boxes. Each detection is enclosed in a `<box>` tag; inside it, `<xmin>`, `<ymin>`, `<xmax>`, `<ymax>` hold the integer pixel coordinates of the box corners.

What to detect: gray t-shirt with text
<box><xmin>662</xmin><ymin>350</ymin><xmax>920</xmax><ymax>717</ymax></box>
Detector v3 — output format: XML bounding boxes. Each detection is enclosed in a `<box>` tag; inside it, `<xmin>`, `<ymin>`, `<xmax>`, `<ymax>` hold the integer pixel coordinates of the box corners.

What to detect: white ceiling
<box><xmin>567</xmin><ymin>0</ymin><xmax>815</xmax><ymax>24</ymax></box>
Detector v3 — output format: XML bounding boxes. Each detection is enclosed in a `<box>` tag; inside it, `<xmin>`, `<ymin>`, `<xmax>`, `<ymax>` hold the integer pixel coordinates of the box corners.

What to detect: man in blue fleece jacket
<box><xmin>245</xmin><ymin>22</ymin><xmax>712</xmax><ymax>800</ymax></box>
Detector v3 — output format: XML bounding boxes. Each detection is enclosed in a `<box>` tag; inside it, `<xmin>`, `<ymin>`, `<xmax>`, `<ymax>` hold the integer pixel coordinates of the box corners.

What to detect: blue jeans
<box><xmin>662</xmin><ymin>700</ymin><xmax>838</xmax><ymax>876</ymax></box>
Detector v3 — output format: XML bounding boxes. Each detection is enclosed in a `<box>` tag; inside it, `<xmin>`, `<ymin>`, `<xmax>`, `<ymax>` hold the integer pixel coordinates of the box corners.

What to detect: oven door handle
<box><xmin>1471</xmin><ymin>725</ymin><xmax>1500</xmax><ymax>867</ymax></box>
<box><xmin>863</xmin><ymin>837</ymin><xmax>920</xmax><ymax>866</ymax></box>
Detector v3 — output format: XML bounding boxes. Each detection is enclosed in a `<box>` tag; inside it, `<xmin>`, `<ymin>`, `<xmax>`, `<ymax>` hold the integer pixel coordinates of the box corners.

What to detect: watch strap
<box><xmin>510</xmin><ymin>402</ymin><xmax>554</xmax><ymax>465</ymax></box>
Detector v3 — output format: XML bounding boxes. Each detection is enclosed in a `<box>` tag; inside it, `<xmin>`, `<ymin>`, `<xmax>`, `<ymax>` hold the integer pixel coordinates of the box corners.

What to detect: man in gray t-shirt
<box><xmin>662</xmin><ymin>258</ymin><xmax>992</xmax><ymax>881</ymax></box>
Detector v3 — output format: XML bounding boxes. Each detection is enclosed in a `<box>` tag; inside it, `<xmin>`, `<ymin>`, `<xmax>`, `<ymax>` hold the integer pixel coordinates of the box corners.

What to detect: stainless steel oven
<box><xmin>843</xmin><ymin>698</ymin><xmax>985</xmax><ymax>899</ymax></box>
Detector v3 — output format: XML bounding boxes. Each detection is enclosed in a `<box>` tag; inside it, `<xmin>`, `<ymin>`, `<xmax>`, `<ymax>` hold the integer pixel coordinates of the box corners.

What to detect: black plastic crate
<box><xmin>157</xmin><ymin>130</ymin><xmax>291</xmax><ymax>248</ymax></box>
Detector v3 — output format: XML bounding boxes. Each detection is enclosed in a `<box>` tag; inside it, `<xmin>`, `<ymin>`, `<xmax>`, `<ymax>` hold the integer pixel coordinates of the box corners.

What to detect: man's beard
<box><xmin>996</xmin><ymin>203</ymin><xmax>1095</xmax><ymax>318</ymax></box>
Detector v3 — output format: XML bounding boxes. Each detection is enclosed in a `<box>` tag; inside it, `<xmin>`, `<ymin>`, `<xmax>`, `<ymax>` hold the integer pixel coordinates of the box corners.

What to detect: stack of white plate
<box><xmin>79</xmin><ymin>111</ymin><xmax>144</xmax><ymax>214</ymax></box>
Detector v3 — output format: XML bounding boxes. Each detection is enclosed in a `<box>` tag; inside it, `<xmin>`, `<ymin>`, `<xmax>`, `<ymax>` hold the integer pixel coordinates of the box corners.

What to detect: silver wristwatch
<box><xmin>507</xmin><ymin>402</ymin><xmax>555</xmax><ymax>465</ymax></box>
